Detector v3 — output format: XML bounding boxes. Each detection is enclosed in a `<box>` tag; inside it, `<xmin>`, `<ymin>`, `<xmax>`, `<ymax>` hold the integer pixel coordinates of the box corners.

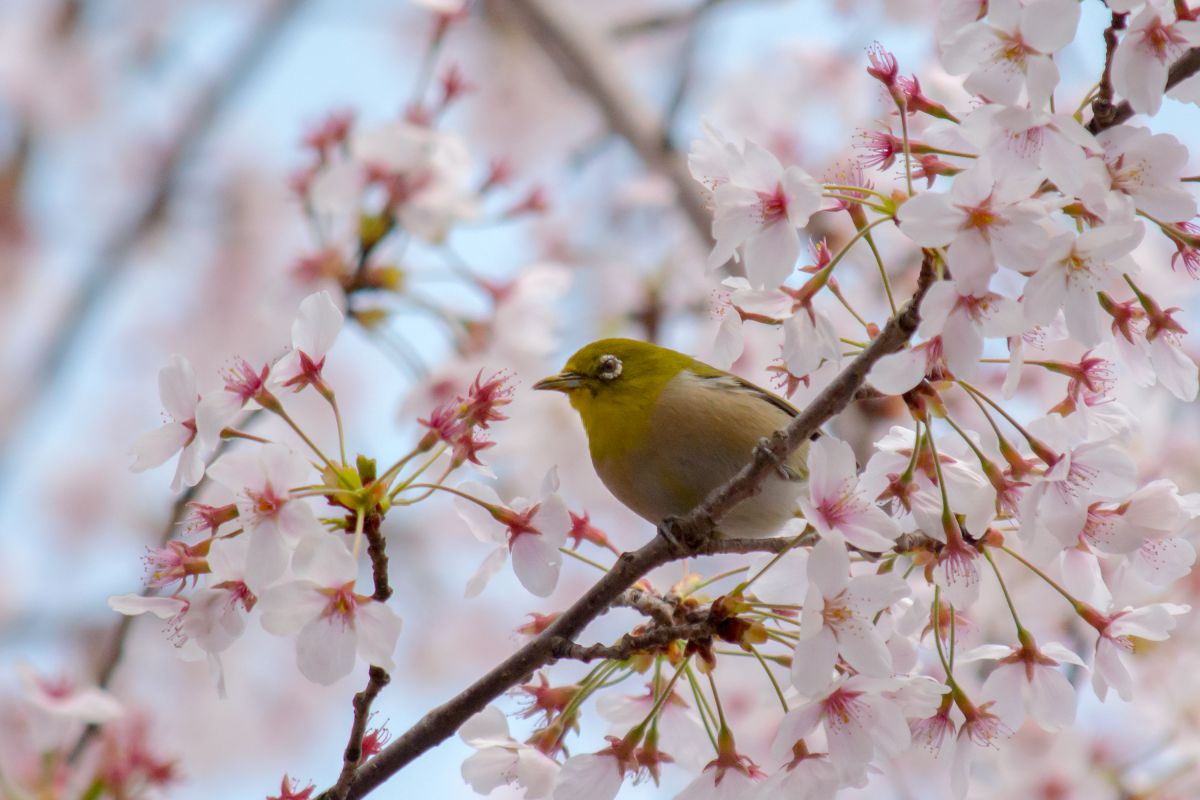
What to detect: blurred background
<box><xmin>1</xmin><ymin>0</ymin><xmax>1198</xmax><ymax>797</ymax></box>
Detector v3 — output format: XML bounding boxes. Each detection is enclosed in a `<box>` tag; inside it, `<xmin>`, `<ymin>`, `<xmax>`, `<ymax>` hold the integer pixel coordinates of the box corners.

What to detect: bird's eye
<box><xmin>596</xmin><ymin>354</ymin><xmax>623</xmax><ymax>380</ymax></box>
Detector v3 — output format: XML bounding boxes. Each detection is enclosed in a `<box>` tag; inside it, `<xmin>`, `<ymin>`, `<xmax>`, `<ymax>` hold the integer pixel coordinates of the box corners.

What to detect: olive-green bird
<box><xmin>533</xmin><ymin>338</ymin><xmax>808</xmax><ymax>538</ymax></box>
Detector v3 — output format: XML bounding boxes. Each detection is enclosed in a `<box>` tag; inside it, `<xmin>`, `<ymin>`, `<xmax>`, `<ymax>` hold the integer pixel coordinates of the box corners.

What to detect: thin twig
<box><xmin>612</xmin><ymin>586</ymin><xmax>679</xmax><ymax>625</ymax></box>
<box><xmin>1091</xmin><ymin>12</ymin><xmax>1128</xmax><ymax>130</ymax></box>
<box><xmin>363</xmin><ymin>510</ymin><xmax>391</xmax><ymax>601</ymax></box>
<box><xmin>551</xmin><ymin>621</ymin><xmax>717</xmax><ymax>663</ymax></box>
<box><xmin>320</xmin><ymin>666</ymin><xmax>392</xmax><ymax>800</ymax></box>
<box><xmin>334</xmin><ymin>254</ymin><xmax>936</xmax><ymax>799</ymax></box>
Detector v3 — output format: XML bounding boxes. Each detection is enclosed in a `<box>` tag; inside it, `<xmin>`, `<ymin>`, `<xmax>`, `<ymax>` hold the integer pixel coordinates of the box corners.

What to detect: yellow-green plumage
<box><xmin>535</xmin><ymin>338</ymin><xmax>808</xmax><ymax>538</ymax></box>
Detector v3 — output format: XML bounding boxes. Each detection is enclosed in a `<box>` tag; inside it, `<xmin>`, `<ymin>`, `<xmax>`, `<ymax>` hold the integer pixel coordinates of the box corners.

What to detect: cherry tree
<box><xmin>4</xmin><ymin>0</ymin><xmax>1200</xmax><ymax>799</ymax></box>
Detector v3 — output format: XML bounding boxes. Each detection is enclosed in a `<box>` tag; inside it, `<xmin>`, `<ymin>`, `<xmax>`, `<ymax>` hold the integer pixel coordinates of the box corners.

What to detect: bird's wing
<box><xmin>693</xmin><ymin>373</ymin><xmax>815</xmax><ymax>481</ymax></box>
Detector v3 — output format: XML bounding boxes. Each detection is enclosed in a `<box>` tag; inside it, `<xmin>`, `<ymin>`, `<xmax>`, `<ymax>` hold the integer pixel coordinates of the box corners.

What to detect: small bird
<box><xmin>533</xmin><ymin>338</ymin><xmax>808</xmax><ymax>538</ymax></box>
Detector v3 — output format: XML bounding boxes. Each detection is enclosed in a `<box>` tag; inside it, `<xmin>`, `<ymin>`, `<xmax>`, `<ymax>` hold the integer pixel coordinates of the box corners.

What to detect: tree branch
<box><xmin>1088</xmin><ymin>45</ymin><xmax>1200</xmax><ymax>133</ymax></box>
<box><xmin>551</xmin><ymin>621</ymin><xmax>717</xmax><ymax>663</ymax></box>
<box><xmin>319</xmin><ymin>666</ymin><xmax>392</xmax><ymax>800</ymax></box>
<box><xmin>501</xmin><ymin>0</ymin><xmax>712</xmax><ymax>242</ymax></box>
<box><xmin>335</xmin><ymin>255</ymin><xmax>936</xmax><ymax>799</ymax></box>
<box><xmin>1091</xmin><ymin>11</ymin><xmax>1128</xmax><ymax>130</ymax></box>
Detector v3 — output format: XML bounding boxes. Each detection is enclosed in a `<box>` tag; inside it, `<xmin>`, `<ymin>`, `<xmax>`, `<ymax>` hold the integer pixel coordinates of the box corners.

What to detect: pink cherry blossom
<box><xmin>959</xmin><ymin>638</ymin><xmax>1086</xmax><ymax>731</ymax></box>
<box><xmin>129</xmin><ymin>354</ymin><xmax>204</xmax><ymax>491</ymax></box>
<box><xmin>689</xmin><ymin>127</ymin><xmax>823</xmax><ymax>287</ymax></box>
<box><xmin>1019</xmin><ymin>419</ymin><xmax>1137</xmax><ymax>550</ymax></box>
<box><xmin>752</xmin><ymin>749</ymin><xmax>839</xmax><ymax>800</ymax></box>
<box><xmin>178</xmin><ymin>536</ymin><xmax>257</xmax><ymax>659</ymax></box>
<box><xmin>798</xmin><ymin>437</ymin><xmax>902</xmax><ymax>552</ymax></box>
<box><xmin>791</xmin><ymin>535</ymin><xmax>908</xmax><ymax>693</ymax></box>
<box><xmin>458</xmin><ymin>705</ymin><xmax>560</xmax><ymax>799</ymax></box>
<box><xmin>455</xmin><ymin>469</ymin><xmax>571</xmax><ymax>598</ymax></box>
<box><xmin>918</xmin><ymin>277</ymin><xmax>1024</xmax><ymax>380</ymax></box>
<box><xmin>17</xmin><ymin>664</ymin><xmax>124</xmax><ymax>723</ymax></box>
<box><xmin>1023</xmin><ymin>222</ymin><xmax>1144</xmax><ymax>347</ymax></box>
<box><xmin>272</xmin><ymin>290</ymin><xmax>344</xmax><ymax>394</ymax></box>
<box><xmin>195</xmin><ymin>358</ymin><xmax>276</xmax><ymax>447</ymax></box>
<box><xmin>1086</xmin><ymin>601</ymin><xmax>1189</xmax><ymax>702</ymax></box>
<box><xmin>1096</xmin><ymin>126</ymin><xmax>1197</xmax><ymax>221</ymax></box>
<box><xmin>672</xmin><ymin>734</ymin><xmax>764</xmax><ymax>800</ymax></box>
<box><xmin>206</xmin><ymin>443</ymin><xmax>323</xmax><ymax>589</ymax></box>
<box><xmin>1112</xmin><ymin>5</ymin><xmax>1200</xmax><ymax>115</ymax></box>
<box><xmin>961</xmin><ymin>106</ymin><xmax>1099</xmax><ymax>196</ymax></box>
<box><xmin>940</xmin><ymin>0</ymin><xmax>1080</xmax><ymax>108</ymax></box>
<box><xmin>774</xmin><ymin>675</ymin><xmax>911</xmax><ymax>778</ymax></box>
<box><xmin>259</xmin><ymin>535</ymin><xmax>401</xmax><ymax>686</ymax></box>
<box><xmin>896</xmin><ymin>160</ymin><xmax>1050</xmax><ymax>292</ymax></box>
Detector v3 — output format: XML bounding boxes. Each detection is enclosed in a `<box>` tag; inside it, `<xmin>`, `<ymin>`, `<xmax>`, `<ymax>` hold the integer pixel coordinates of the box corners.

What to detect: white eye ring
<box><xmin>597</xmin><ymin>354</ymin><xmax>623</xmax><ymax>380</ymax></box>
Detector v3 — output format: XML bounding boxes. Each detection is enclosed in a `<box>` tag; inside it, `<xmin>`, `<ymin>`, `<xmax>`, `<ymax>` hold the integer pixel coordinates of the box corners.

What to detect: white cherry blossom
<box><xmin>1112</xmin><ymin>5</ymin><xmax>1200</xmax><ymax>115</ymax></box>
<box><xmin>798</xmin><ymin>437</ymin><xmax>902</xmax><ymax>552</ymax></box>
<box><xmin>918</xmin><ymin>278</ymin><xmax>1024</xmax><ymax>380</ymax></box>
<box><xmin>689</xmin><ymin>127</ymin><xmax>823</xmax><ymax>287</ymax></box>
<box><xmin>896</xmin><ymin>160</ymin><xmax>1050</xmax><ymax>292</ymax></box>
<box><xmin>456</xmin><ymin>469</ymin><xmax>571</xmax><ymax>598</ymax></box>
<box><xmin>1089</xmin><ymin>601</ymin><xmax>1189</xmax><ymax>701</ymax></box>
<box><xmin>459</xmin><ymin>705</ymin><xmax>560</xmax><ymax>799</ymax></box>
<box><xmin>940</xmin><ymin>0</ymin><xmax>1080</xmax><ymax>108</ymax></box>
<box><xmin>130</xmin><ymin>354</ymin><xmax>204</xmax><ymax>491</ymax></box>
<box><xmin>259</xmin><ymin>535</ymin><xmax>401</xmax><ymax>686</ymax></box>
<box><xmin>1023</xmin><ymin>222</ymin><xmax>1144</xmax><ymax>347</ymax></box>
<box><xmin>791</xmin><ymin>536</ymin><xmax>908</xmax><ymax>693</ymax></box>
<box><xmin>959</xmin><ymin>639</ymin><xmax>1086</xmax><ymax>731</ymax></box>
<box><xmin>271</xmin><ymin>290</ymin><xmax>344</xmax><ymax>393</ymax></box>
<box><xmin>206</xmin><ymin>443</ymin><xmax>323</xmax><ymax>589</ymax></box>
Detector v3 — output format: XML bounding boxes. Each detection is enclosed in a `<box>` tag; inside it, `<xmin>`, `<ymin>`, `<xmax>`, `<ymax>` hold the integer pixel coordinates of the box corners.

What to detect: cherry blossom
<box><xmin>1019</xmin><ymin>418</ymin><xmax>1138</xmax><ymax>551</ymax></box>
<box><xmin>1085</xmin><ymin>600</ymin><xmax>1189</xmax><ymax>702</ymax></box>
<box><xmin>459</xmin><ymin>705</ymin><xmax>560</xmax><ymax>799</ymax></box>
<box><xmin>272</xmin><ymin>290</ymin><xmax>344</xmax><ymax>394</ymax></box>
<box><xmin>917</xmin><ymin>277</ymin><xmax>1024</xmax><ymax>380</ymax></box>
<box><xmin>206</xmin><ymin>443</ymin><xmax>323</xmax><ymax>589</ymax></box>
<box><xmin>17</xmin><ymin>664</ymin><xmax>124</xmax><ymax>723</ymax></box>
<box><xmin>195</xmin><ymin>358</ymin><xmax>277</xmax><ymax>448</ymax></box>
<box><xmin>1023</xmin><ymin>222</ymin><xmax>1144</xmax><ymax>347</ymax></box>
<box><xmin>960</xmin><ymin>105</ymin><xmax>1098</xmax><ymax>196</ymax></box>
<box><xmin>799</xmin><ymin>436</ymin><xmax>902</xmax><ymax>552</ymax></box>
<box><xmin>177</xmin><ymin>536</ymin><xmax>256</xmax><ymax>659</ymax></box>
<box><xmin>896</xmin><ymin>160</ymin><xmax>1049</xmax><ymax>292</ymax></box>
<box><xmin>1095</xmin><ymin>126</ymin><xmax>1197</xmax><ymax>221</ymax></box>
<box><xmin>959</xmin><ymin>637</ymin><xmax>1086</xmax><ymax>731</ymax></box>
<box><xmin>259</xmin><ymin>535</ymin><xmax>401</xmax><ymax>685</ymax></box>
<box><xmin>672</xmin><ymin>731</ymin><xmax>764</xmax><ymax>800</ymax></box>
<box><xmin>455</xmin><ymin>469</ymin><xmax>571</xmax><ymax>598</ymax></box>
<box><xmin>689</xmin><ymin>127</ymin><xmax>823</xmax><ymax>287</ymax></box>
<box><xmin>940</xmin><ymin>0</ymin><xmax>1080</xmax><ymax>108</ymax></box>
<box><xmin>791</xmin><ymin>535</ymin><xmax>908</xmax><ymax>693</ymax></box>
<box><xmin>774</xmin><ymin>675</ymin><xmax>911</xmax><ymax>778</ymax></box>
<box><xmin>129</xmin><ymin>354</ymin><xmax>204</xmax><ymax>491</ymax></box>
<box><xmin>1112</xmin><ymin>5</ymin><xmax>1200</xmax><ymax>115</ymax></box>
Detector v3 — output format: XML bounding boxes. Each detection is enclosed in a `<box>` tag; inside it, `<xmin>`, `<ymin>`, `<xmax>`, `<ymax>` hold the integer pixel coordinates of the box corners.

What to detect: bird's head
<box><xmin>533</xmin><ymin>338</ymin><xmax>692</xmax><ymax>403</ymax></box>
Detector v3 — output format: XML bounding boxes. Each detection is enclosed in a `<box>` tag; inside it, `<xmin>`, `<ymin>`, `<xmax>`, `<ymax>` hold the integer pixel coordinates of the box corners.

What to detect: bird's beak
<box><xmin>533</xmin><ymin>371</ymin><xmax>584</xmax><ymax>392</ymax></box>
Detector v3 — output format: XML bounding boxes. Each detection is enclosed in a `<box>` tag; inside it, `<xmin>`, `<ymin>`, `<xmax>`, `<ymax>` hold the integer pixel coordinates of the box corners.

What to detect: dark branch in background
<box><xmin>334</xmin><ymin>255</ymin><xmax>936</xmax><ymax>799</ymax></box>
<box><xmin>1088</xmin><ymin>46</ymin><xmax>1200</xmax><ymax>133</ymax></box>
<box><xmin>0</xmin><ymin>0</ymin><xmax>305</xmax><ymax>491</ymax></box>
<box><xmin>1091</xmin><ymin>12</ymin><xmax>1128</xmax><ymax>130</ymax></box>
<box><xmin>500</xmin><ymin>0</ymin><xmax>712</xmax><ymax>242</ymax></box>
<box><xmin>609</xmin><ymin>0</ymin><xmax>785</xmax><ymax>38</ymax></box>
<box><xmin>67</xmin><ymin>412</ymin><xmax>261</xmax><ymax>763</ymax></box>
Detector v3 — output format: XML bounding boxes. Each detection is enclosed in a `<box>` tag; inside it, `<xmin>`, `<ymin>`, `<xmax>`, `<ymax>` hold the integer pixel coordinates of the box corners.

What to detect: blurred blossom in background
<box><xmin>1</xmin><ymin>0</ymin><xmax>1199</xmax><ymax>798</ymax></box>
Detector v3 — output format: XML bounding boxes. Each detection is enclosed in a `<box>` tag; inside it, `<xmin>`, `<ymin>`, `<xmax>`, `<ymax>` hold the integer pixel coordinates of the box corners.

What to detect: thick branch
<box><xmin>1088</xmin><ymin>46</ymin><xmax>1200</xmax><ymax>133</ymax></box>
<box><xmin>612</xmin><ymin>586</ymin><xmax>678</xmax><ymax>625</ymax></box>
<box><xmin>338</xmin><ymin>257</ymin><xmax>936</xmax><ymax>799</ymax></box>
<box><xmin>501</xmin><ymin>0</ymin><xmax>711</xmax><ymax>241</ymax></box>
